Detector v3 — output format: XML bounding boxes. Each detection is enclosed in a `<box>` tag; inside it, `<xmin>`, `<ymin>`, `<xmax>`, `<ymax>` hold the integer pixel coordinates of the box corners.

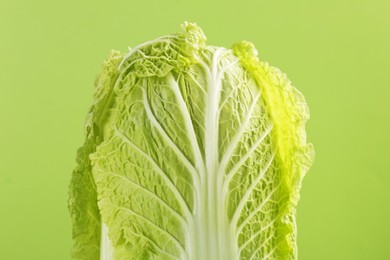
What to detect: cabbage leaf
<box><xmin>68</xmin><ymin>22</ymin><xmax>314</xmax><ymax>260</ymax></box>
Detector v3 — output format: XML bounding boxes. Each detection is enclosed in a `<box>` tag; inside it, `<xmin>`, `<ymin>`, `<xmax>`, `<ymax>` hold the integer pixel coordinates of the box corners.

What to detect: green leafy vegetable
<box><xmin>68</xmin><ymin>22</ymin><xmax>314</xmax><ymax>260</ymax></box>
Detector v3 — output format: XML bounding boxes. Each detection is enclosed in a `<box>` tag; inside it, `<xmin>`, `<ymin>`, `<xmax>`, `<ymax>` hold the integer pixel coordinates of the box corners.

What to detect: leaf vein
<box><xmin>230</xmin><ymin>151</ymin><xmax>276</xmax><ymax>227</ymax></box>
<box><xmin>218</xmin><ymin>90</ymin><xmax>261</xmax><ymax>177</ymax></box>
<box><xmin>222</xmin><ymin>124</ymin><xmax>273</xmax><ymax>196</ymax></box>
<box><xmin>114</xmin><ymin>127</ymin><xmax>193</xmax><ymax>220</ymax></box>
<box><xmin>102</xmin><ymin>170</ymin><xmax>187</xmax><ymax>226</ymax></box>
<box><xmin>118</xmin><ymin>206</ymin><xmax>186</xmax><ymax>257</ymax></box>
<box><xmin>142</xmin><ymin>85</ymin><xmax>198</xmax><ymax>178</ymax></box>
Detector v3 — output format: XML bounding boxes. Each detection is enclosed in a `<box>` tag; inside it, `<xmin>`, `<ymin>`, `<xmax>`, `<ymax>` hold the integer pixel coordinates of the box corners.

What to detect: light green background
<box><xmin>1</xmin><ymin>0</ymin><xmax>389</xmax><ymax>259</ymax></box>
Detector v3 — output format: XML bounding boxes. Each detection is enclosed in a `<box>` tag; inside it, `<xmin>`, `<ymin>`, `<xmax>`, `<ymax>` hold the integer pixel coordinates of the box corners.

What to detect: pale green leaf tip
<box><xmin>181</xmin><ymin>21</ymin><xmax>207</xmax><ymax>47</ymax></box>
<box><xmin>232</xmin><ymin>41</ymin><xmax>258</xmax><ymax>57</ymax></box>
<box><xmin>116</xmin><ymin>22</ymin><xmax>207</xmax><ymax>78</ymax></box>
<box><xmin>232</xmin><ymin>41</ymin><xmax>260</xmax><ymax>65</ymax></box>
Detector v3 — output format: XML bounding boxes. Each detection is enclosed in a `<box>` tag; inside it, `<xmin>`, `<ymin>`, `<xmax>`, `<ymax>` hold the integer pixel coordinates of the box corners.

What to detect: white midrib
<box><xmin>190</xmin><ymin>48</ymin><xmax>237</xmax><ymax>260</ymax></box>
<box><xmin>205</xmin><ymin>47</ymin><xmax>222</xmax><ymax>260</ymax></box>
<box><xmin>101</xmin><ymin>222</ymin><xmax>114</xmax><ymax>260</ymax></box>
